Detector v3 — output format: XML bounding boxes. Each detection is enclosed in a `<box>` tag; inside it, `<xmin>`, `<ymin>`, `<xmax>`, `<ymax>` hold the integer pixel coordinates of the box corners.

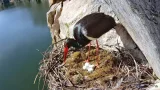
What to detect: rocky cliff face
<box><xmin>104</xmin><ymin>0</ymin><xmax>160</xmax><ymax>78</ymax></box>
<box><xmin>47</xmin><ymin>0</ymin><xmax>146</xmax><ymax>61</ymax></box>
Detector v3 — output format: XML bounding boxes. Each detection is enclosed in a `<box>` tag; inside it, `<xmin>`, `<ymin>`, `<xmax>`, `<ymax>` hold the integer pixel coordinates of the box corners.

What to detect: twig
<box><xmin>116</xmin><ymin>60</ymin><xmax>122</xmax><ymax>75</ymax></box>
<box><xmin>38</xmin><ymin>75</ymin><xmax>42</xmax><ymax>90</ymax></box>
<box><xmin>52</xmin><ymin>38</ymin><xmax>67</xmax><ymax>45</ymax></box>
<box><xmin>34</xmin><ymin>73</ymin><xmax>39</xmax><ymax>84</ymax></box>
<box><xmin>127</xmin><ymin>52</ymin><xmax>139</xmax><ymax>78</ymax></box>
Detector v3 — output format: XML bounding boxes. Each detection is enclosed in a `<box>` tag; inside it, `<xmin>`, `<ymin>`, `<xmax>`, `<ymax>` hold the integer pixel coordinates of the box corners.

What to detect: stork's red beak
<box><xmin>63</xmin><ymin>45</ymin><xmax>69</xmax><ymax>63</ymax></box>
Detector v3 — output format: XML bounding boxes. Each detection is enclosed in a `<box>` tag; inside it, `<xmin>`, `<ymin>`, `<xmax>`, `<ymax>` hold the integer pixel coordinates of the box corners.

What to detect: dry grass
<box><xmin>35</xmin><ymin>39</ymin><xmax>158</xmax><ymax>90</ymax></box>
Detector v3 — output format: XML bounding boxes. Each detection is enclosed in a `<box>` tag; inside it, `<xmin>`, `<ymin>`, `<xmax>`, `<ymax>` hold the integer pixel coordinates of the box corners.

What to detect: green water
<box><xmin>0</xmin><ymin>1</ymin><xmax>51</xmax><ymax>90</ymax></box>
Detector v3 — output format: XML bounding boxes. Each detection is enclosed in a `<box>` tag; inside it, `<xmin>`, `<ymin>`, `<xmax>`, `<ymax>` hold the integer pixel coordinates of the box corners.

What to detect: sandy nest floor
<box><xmin>35</xmin><ymin>41</ymin><xmax>158</xmax><ymax>90</ymax></box>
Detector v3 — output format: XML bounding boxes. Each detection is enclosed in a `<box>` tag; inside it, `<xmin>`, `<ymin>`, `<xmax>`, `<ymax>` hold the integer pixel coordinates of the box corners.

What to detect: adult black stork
<box><xmin>63</xmin><ymin>13</ymin><xmax>116</xmax><ymax>67</ymax></box>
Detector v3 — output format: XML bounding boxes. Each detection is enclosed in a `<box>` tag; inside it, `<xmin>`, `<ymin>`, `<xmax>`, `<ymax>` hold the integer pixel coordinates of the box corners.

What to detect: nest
<box><xmin>35</xmin><ymin>39</ymin><xmax>158</xmax><ymax>90</ymax></box>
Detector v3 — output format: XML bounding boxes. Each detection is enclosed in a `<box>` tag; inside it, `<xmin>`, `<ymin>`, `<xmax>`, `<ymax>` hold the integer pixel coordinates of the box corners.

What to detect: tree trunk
<box><xmin>104</xmin><ymin>0</ymin><xmax>160</xmax><ymax>78</ymax></box>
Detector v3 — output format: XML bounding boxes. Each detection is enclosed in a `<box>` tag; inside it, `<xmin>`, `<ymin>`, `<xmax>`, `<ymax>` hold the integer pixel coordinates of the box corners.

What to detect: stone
<box><xmin>48</xmin><ymin>0</ymin><xmax>63</xmax><ymax>7</ymax></box>
<box><xmin>46</xmin><ymin>1</ymin><xmax>63</xmax><ymax>44</ymax></box>
<box><xmin>58</xmin><ymin>0</ymin><xmax>146</xmax><ymax>60</ymax></box>
<box><xmin>104</xmin><ymin>0</ymin><xmax>160</xmax><ymax>78</ymax></box>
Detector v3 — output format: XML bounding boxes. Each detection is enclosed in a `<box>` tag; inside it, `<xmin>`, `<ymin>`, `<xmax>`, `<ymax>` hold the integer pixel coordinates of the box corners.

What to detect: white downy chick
<box><xmin>83</xmin><ymin>62</ymin><xmax>90</xmax><ymax>70</ymax></box>
<box><xmin>83</xmin><ymin>62</ymin><xmax>95</xmax><ymax>72</ymax></box>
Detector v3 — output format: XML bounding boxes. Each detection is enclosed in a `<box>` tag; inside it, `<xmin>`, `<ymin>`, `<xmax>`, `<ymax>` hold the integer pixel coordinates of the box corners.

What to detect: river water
<box><xmin>0</xmin><ymin>1</ymin><xmax>51</xmax><ymax>90</ymax></box>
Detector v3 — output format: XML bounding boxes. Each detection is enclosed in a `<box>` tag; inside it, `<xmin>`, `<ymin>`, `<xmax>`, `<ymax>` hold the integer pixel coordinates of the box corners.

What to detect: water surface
<box><xmin>0</xmin><ymin>1</ymin><xmax>51</xmax><ymax>90</ymax></box>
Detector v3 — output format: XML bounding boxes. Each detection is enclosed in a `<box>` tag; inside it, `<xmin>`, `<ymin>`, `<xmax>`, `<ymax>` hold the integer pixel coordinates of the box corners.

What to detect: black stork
<box><xmin>63</xmin><ymin>13</ymin><xmax>116</xmax><ymax>67</ymax></box>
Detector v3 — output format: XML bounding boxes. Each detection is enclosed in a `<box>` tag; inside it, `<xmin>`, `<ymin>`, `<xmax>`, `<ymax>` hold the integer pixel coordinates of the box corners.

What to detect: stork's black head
<box><xmin>64</xmin><ymin>38</ymin><xmax>82</xmax><ymax>49</ymax></box>
<box><xmin>63</xmin><ymin>38</ymin><xmax>82</xmax><ymax>63</ymax></box>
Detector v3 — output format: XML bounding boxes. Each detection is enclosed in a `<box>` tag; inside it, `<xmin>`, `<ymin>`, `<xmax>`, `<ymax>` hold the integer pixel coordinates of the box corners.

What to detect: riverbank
<box><xmin>0</xmin><ymin>0</ymin><xmax>45</xmax><ymax>10</ymax></box>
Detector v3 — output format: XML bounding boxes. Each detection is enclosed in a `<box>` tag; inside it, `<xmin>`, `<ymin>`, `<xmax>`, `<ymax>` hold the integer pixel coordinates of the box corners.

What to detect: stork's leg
<box><xmin>85</xmin><ymin>42</ymin><xmax>91</xmax><ymax>62</ymax></box>
<box><xmin>96</xmin><ymin>39</ymin><xmax>100</xmax><ymax>68</ymax></box>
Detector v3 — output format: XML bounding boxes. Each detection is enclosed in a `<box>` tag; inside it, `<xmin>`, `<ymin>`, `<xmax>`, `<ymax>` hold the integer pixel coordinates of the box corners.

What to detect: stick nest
<box><xmin>35</xmin><ymin>40</ymin><xmax>158</xmax><ymax>90</ymax></box>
